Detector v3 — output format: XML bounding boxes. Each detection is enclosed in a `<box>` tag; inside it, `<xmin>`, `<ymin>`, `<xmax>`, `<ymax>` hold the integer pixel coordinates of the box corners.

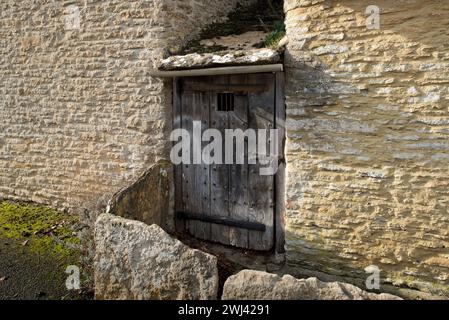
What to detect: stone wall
<box><xmin>107</xmin><ymin>161</ymin><xmax>173</xmax><ymax>232</ymax></box>
<box><xmin>284</xmin><ymin>0</ymin><xmax>449</xmax><ymax>296</ymax></box>
<box><xmin>0</xmin><ymin>0</ymin><xmax>246</xmax><ymax>213</ymax></box>
<box><xmin>2</xmin><ymin>0</ymin><xmax>448</xmax><ymax>298</ymax></box>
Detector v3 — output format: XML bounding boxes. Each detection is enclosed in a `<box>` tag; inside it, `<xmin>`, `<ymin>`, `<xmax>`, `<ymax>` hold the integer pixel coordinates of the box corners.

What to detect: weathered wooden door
<box><xmin>174</xmin><ymin>73</ymin><xmax>278</xmax><ymax>251</ymax></box>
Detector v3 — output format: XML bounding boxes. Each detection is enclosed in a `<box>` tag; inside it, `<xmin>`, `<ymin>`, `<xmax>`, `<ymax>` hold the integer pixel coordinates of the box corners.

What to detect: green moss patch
<box><xmin>0</xmin><ymin>200</ymin><xmax>80</xmax><ymax>260</ymax></box>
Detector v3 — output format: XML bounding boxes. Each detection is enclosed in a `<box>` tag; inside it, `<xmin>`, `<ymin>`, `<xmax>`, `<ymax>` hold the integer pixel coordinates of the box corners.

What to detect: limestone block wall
<box><xmin>283</xmin><ymin>0</ymin><xmax>449</xmax><ymax>296</ymax></box>
<box><xmin>0</xmin><ymin>0</ymin><xmax>245</xmax><ymax>213</ymax></box>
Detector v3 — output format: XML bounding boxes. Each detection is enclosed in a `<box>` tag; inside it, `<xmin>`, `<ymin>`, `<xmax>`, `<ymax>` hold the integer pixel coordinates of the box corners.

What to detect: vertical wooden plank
<box><xmin>247</xmin><ymin>73</ymin><xmax>275</xmax><ymax>251</ymax></box>
<box><xmin>228</xmin><ymin>74</ymin><xmax>249</xmax><ymax>248</ymax></box>
<box><xmin>275</xmin><ymin>72</ymin><xmax>286</xmax><ymax>253</ymax></box>
<box><xmin>200</xmin><ymin>86</ymin><xmax>212</xmax><ymax>240</ymax></box>
<box><xmin>210</xmin><ymin>75</ymin><xmax>230</xmax><ymax>246</ymax></box>
<box><xmin>181</xmin><ymin>88</ymin><xmax>196</xmax><ymax>234</ymax></box>
<box><xmin>189</xmin><ymin>83</ymin><xmax>211</xmax><ymax>240</ymax></box>
<box><xmin>188</xmin><ymin>88</ymin><xmax>202</xmax><ymax>237</ymax></box>
<box><xmin>173</xmin><ymin>77</ymin><xmax>185</xmax><ymax>233</ymax></box>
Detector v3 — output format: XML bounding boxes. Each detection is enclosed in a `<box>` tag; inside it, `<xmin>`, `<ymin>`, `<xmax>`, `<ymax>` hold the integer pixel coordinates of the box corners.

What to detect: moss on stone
<box><xmin>180</xmin><ymin>40</ymin><xmax>228</xmax><ymax>55</ymax></box>
<box><xmin>0</xmin><ymin>200</ymin><xmax>80</xmax><ymax>260</ymax></box>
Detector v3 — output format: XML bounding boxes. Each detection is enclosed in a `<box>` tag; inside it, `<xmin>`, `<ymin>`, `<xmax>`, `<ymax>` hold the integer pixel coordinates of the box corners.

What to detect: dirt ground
<box><xmin>0</xmin><ymin>237</ymin><xmax>87</xmax><ymax>300</ymax></box>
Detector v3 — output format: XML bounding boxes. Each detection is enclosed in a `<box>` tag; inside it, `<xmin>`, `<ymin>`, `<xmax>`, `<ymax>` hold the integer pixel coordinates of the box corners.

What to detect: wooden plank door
<box><xmin>174</xmin><ymin>74</ymin><xmax>276</xmax><ymax>251</ymax></box>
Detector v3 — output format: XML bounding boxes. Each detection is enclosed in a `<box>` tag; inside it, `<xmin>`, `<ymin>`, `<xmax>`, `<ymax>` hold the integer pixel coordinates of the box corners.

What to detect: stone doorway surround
<box><xmin>148</xmin><ymin>47</ymin><xmax>287</xmax><ymax>254</ymax></box>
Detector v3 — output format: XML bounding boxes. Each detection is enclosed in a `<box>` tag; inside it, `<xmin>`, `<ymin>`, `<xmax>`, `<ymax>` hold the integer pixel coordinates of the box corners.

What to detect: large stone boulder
<box><xmin>222</xmin><ymin>270</ymin><xmax>402</xmax><ymax>300</ymax></box>
<box><xmin>94</xmin><ymin>214</ymin><xmax>219</xmax><ymax>300</ymax></box>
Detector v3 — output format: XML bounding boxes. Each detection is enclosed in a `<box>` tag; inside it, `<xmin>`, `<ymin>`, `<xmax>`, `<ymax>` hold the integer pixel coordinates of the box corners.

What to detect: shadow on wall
<box><xmin>282</xmin><ymin>0</ymin><xmax>449</xmax><ymax>298</ymax></box>
<box><xmin>285</xmin><ymin>0</ymin><xmax>449</xmax><ymax>95</ymax></box>
<box><xmin>342</xmin><ymin>0</ymin><xmax>449</xmax><ymax>49</ymax></box>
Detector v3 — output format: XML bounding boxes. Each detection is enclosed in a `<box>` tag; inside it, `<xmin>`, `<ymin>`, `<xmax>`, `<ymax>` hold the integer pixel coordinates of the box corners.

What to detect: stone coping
<box><xmin>158</xmin><ymin>48</ymin><xmax>282</xmax><ymax>71</ymax></box>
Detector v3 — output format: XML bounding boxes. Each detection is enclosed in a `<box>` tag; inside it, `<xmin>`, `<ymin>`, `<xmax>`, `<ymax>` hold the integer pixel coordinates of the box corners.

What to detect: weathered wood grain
<box><xmin>173</xmin><ymin>78</ymin><xmax>185</xmax><ymax>233</ymax></box>
<box><xmin>275</xmin><ymin>72</ymin><xmax>286</xmax><ymax>253</ymax></box>
<box><xmin>228</xmin><ymin>74</ymin><xmax>250</xmax><ymax>248</ymax></box>
<box><xmin>209</xmin><ymin>75</ymin><xmax>231</xmax><ymax>245</ymax></box>
<box><xmin>247</xmin><ymin>73</ymin><xmax>275</xmax><ymax>251</ymax></box>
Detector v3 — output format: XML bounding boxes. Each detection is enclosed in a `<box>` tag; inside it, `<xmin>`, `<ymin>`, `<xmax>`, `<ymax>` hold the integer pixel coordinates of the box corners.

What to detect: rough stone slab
<box><xmin>222</xmin><ymin>270</ymin><xmax>402</xmax><ymax>300</ymax></box>
<box><xmin>94</xmin><ymin>214</ymin><xmax>219</xmax><ymax>300</ymax></box>
<box><xmin>159</xmin><ymin>48</ymin><xmax>281</xmax><ymax>71</ymax></box>
<box><xmin>106</xmin><ymin>163</ymin><xmax>173</xmax><ymax>232</ymax></box>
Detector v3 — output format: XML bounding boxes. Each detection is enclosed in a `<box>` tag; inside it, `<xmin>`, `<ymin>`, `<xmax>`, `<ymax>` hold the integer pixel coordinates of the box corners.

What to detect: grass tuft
<box><xmin>263</xmin><ymin>20</ymin><xmax>286</xmax><ymax>48</ymax></box>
